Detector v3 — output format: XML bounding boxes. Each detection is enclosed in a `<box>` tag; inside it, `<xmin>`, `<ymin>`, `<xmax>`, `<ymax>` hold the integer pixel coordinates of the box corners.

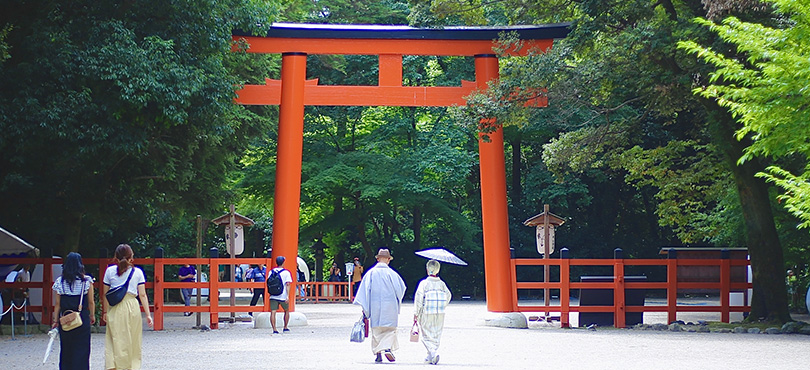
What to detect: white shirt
<box><xmin>103</xmin><ymin>265</ymin><xmax>146</xmax><ymax>296</ymax></box>
<box><xmin>16</xmin><ymin>270</ymin><xmax>30</xmax><ymax>283</ymax></box>
<box><xmin>53</xmin><ymin>276</ymin><xmax>93</xmax><ymax>296</ymax></box>
<box><xmin>269</xmin><ymin>267</ymin><xmax>293</xmax><ymax>301</ymax></box>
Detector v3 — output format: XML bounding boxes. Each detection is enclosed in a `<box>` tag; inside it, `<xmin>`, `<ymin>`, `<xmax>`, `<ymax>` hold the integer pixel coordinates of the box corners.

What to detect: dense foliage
<box><xmin>1</xmin><ymin>0</ymin><xmax>806</xmax><ymax>320</ymax></box>
<box><xmin>0</xmin><ymin>0</ymin><xmax>277</xmax><ymax>257</ymax></box>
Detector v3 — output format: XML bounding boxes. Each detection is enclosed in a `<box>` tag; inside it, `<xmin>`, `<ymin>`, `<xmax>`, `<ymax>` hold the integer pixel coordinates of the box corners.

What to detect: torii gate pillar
<box><xmin>475</xmin><ymin>55</ymin><xmax>513</xmax><ymax>312</ymax></box>
<box><xmin>271</xmin><ymin>52</ymin><xmax>308</xmax><ymax>312</ymax></box>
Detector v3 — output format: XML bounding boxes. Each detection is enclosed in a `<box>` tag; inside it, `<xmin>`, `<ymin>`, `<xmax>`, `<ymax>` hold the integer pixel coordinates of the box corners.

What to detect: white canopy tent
<box><xmin>0</xmin><ymin>226</ymin><xmax>39</xmax><ymax>256</ymax></box>
<box><xmin>0</xmin><ymin>226</ymin><xmax>39</xmax><ymax>279</ymax></box>
<box><xmin>1</xmin><ymin>226</ymin><xmax>42</xmax><ymax>322</ymax></box>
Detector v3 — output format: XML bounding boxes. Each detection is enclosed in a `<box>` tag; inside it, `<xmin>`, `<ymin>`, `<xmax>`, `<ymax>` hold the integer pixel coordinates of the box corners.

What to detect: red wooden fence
<box><xmin>0</xmin><ymin>257</ymin><xmax>352</xmax><ymax>331</ymax></box>
<box><xmin>511</xmin><ymin>249</ymin><xmax>751</xmax><ymax>328</ymax></box>
<box><xmin>2</xmin><ymin>250</ymin><xmax>750</xmax><ymax>330</ymax></box>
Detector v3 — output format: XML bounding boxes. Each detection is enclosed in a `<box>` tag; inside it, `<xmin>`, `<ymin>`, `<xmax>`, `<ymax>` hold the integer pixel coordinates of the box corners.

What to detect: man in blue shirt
<box><xmin>246</xmin><ymin>264</ymin><xmax>266</xmax><ymax>316</ymax></box>
<box><xmin>178</xmin><ymin>263</ymin><xmax>196</xmax><ymax>316</ymax></box>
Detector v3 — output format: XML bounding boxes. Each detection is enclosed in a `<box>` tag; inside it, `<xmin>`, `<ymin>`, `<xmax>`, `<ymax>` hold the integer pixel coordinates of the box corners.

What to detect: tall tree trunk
<box><xmin>510</xmin><ymin>137</ymin><xmax>522</xmax><ymax>205</ymax></box>
<box><xmin>413</xmin><ymin>206</ymin><xmax>422</xmax><ymax>251</ymax></box>
<box><xmin>709</xmin><ymin>107</ymin><xmax>790</xmax><ymax>323</ymax></box>
<box><xmin>354</xmin><ymin>199</ymin><xmax>374</xmax><ymax>264</ymax></box>
<box><xmin>356</xmin><ymin>220</ymin><xmax>374</xmax><ymax>266</ymax></box>
<box><xmin>61</xmin><ymin>212</ymin><xmax>82</xmax><ymax>257</ymax></box>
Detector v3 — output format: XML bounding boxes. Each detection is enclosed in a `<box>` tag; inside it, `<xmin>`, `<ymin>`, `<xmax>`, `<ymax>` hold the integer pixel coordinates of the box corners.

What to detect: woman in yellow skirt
<box><xmin>102</xmin><ymin>244</ymin><xmax>153</xmax><ymax>370</ymax></box>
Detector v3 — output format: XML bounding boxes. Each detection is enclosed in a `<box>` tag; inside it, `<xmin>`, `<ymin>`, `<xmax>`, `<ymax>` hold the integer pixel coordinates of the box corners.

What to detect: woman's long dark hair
<box><xmin>61</xmin><ymin>252</ymin><xmax>85</xmax><ymax>285</ymax></box>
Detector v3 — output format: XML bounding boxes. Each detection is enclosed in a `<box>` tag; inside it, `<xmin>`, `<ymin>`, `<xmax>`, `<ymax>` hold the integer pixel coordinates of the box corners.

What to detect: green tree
<box><xmin>443</xmin><ymin>0</ymin><xmax>793</xmax><ymax>321</ymax></box>
<box><xmin>0</xmin><ymin>0</ymin><xmax>277</xmax><ymax>257</ymax></box>
<box><xmin>679</xmin><ymin>0</ymin><xmax>810</xmax><ymax>230</ymax></box>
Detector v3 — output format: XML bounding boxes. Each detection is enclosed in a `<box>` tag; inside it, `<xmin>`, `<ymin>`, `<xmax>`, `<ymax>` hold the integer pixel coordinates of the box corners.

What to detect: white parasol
<box><xmin>415</xmin><ymin>248</ymin><xmax>468</xmax><ymax>266</ymax></box>
<box><xmin>43</xmin><ymin>328</ymin><xmax>58</xmax><ymax>363</ymax></box>
<box><xmin>297</xmin><ymin>257</ymin><xmax>310</xmax><ymax>282</ymax></box>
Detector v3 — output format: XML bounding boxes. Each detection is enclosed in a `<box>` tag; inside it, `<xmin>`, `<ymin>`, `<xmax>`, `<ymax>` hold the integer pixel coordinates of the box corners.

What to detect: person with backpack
<box><xmin>267</xmin><ymin>256</ymin><xmax>293</xmax><ymax>334</ymax></box>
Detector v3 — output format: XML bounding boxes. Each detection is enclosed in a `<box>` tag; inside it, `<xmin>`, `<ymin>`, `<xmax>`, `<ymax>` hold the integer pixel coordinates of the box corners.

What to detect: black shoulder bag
<box><xmin>106</xmin><ymin>268</ymin><xmax>134</xmax><ymax>307</ymax></box>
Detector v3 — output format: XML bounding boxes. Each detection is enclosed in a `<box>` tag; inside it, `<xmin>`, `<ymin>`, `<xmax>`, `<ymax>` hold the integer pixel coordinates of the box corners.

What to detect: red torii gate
<box><xmin>232</xmin><ymin>23</ymin><xmax>569</xmax><ymax>313</ymax></box>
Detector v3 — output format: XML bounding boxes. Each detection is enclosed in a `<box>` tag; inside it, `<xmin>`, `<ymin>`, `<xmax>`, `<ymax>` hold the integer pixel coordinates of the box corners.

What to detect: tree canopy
<box><xmin>680</xmin><ymin>0</ymin><xmax>810</xmax><ymax>229</ymax></box>
<box><xmin>0</xmin><ymin>0</ymin><xmax>277</xmax><ymax>257</ymax></box>
<box><xmin>0</xmin><ymin>0</ymin><xmax>807</xmax><ymax>319</ymax></box>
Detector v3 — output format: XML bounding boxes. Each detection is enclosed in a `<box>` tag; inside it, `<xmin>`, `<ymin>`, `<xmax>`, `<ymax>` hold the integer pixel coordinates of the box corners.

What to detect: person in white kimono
<box><xmin>413</xmin><ymin>259</ymin><xmax>452</xmax><ymax>365</ymax></box>
<box><xmin>353</xmin><ymin>248</ymin><xmax>406</xmax><ymax>363</ymax></box>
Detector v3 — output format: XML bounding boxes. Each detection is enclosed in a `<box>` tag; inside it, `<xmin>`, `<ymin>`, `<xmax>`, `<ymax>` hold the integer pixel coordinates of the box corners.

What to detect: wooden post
<box><xmin>154</xmin><ymin>254</ymin><xmax>164</xmax><ymax>330</ymax></box>
<box><xmin>614</xmin><ymin>248</ymin><xmax>626</xmax><ymax>328</ymax></box>
<box><xmin>510</xmin><ymin>258</ymin><xmax>518</xmax><ymax>311</ymax></box>
<box><xmin>667</xmin><ymin>248</ymin><xmax>678</xmax><ymax>324</ymax></box>
<box><xmin>228</xmin><ymin>204</ymin><xmax>236</xmax><ymax>318</ymax></box>
<box><xmin>720</xmin><ymin>249</ymin><xmax>731</xmax><ymax>323</ymax></box>
<box><xmin>264</xmin><ymin>250</ymin><xmax>271</xmax><ymax>313</ymax></box>
<box><xmin>43</xmin><ymin>257</ymin><xmax>52</xmax><ymax>327</ymax></box>
<box><xmin>560</xmin><ymin>248</ymin><xmax>570</xmax><ymax>328</ymax></box>
<box><xmin>209</xmin><ymin>250</ymin><xmax>220</xmax><ymax>329</ymax></box>
<box><xmin>195</xmin><ymin>215</ymin><xmax>202</xmax><ymax>328</ymax></box>
<box><xmin>543</xmin><ymin>204</ymin><xmax>550</xmax><ymax>317</ymax></box>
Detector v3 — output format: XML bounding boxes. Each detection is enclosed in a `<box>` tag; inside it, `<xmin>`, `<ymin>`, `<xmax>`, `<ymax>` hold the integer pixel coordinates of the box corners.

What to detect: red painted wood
<box><xmin>379</xmin><ymin>54</ymin><xmax>403</xmax><ymax>86</ymax></box>
<box><xmin>271</xmin><ymin>53</ymin><xmax>308</xmax><ymax>314</ymax></box>
<box><xmin>232</xmin><ymin>36</ymin><xmax>553</xmax><ymax>57</ymax></box>
<box><xmin>235</xmin><ymin>80</ymin><xmax>477</xmax><ymax>106</ymax></box>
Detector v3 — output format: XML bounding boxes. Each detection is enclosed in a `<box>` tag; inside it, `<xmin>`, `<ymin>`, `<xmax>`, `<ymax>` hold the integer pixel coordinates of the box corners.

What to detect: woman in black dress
<box><xmin>52</xmin><ymin>252</ymin><xmax>95</xmax><ymax>370</ymax></box>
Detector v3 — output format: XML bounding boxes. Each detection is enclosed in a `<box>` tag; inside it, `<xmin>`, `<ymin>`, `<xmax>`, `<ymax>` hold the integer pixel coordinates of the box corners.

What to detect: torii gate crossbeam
<box><xmin>232</xmin><ymin>22</ymin><xmax>570</xmax><ymax>313</ymax></box>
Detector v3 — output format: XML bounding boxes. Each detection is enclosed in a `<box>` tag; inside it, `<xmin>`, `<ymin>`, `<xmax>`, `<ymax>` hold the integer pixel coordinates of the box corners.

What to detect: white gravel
<box><xmin>3</xmin><ymin>301</ymin><xmax>810</xmax><ymax>369</ymax></box>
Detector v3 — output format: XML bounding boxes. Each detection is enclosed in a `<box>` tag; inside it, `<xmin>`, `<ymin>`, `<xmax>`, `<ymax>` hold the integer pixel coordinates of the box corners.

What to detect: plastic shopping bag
<box><xmin>350</xmin><ymin>315</ymin><xmax>366</xmax><ymax>343</ymax></box>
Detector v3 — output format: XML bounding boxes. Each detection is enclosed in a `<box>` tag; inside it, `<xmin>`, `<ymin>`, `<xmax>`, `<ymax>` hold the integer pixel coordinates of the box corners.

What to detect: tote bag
<box><xmin>409</xmin><ymin>322</ymin><xmax>420</xmax><ymax>342</ymax></box>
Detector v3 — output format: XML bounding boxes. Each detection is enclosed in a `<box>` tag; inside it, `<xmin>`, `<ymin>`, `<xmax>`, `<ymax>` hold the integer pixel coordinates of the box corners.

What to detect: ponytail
<box><xmin>114</xmin><ymin>244</ymin><xmax>134</xmax><ymax>276</ymax></box>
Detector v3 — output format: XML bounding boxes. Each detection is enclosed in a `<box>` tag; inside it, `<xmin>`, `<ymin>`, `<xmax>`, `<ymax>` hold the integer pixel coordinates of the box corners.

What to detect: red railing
<box><xmin>299</xmin><ymin>281</ymin><xmax>354</xmax><ymax>303</ymax></box>
<box><xmin>511</xmin><ymin>248</ymin><xmax>751</xmax><ymax>328</ymax></box>
<box><xmin>0</xmin><ymin>257</ymin><xmax>353</xmax><ymax>331</ymax></box>
<box><xmin>2</xmin><ymin>251</ymin><xmax>751</xmax><ymax>331</ymax></box>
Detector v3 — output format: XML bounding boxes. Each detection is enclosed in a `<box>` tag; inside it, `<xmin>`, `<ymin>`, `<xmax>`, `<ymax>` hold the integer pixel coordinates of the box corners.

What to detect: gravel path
<box><xmin>3</xmin><ymin>301</ymin><xmax>810</xmax><ymax>369</ymax></box>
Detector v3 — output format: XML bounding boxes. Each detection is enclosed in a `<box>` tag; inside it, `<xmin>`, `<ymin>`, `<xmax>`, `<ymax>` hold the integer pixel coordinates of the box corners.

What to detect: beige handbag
<box><xmin>410</xmin><ymin>321</ymin><xmax>420</xmax><ymax>342</ymax></box>
<box><xmin>60</xmin><ymin>281</ymin><xmax>85</xmax><ymax>331</ymax></box>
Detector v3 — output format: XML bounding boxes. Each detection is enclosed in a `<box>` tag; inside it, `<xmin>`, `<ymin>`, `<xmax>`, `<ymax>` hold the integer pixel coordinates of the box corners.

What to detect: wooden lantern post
<box><xmin>211</xmin><ymin>207</ymin><xmax>255</xmax><ymax>319</ymax></box>
<box><xmin>523</xmin><ymin>204</ymin><xmax>565</xmax><ymax>317</ymax></box>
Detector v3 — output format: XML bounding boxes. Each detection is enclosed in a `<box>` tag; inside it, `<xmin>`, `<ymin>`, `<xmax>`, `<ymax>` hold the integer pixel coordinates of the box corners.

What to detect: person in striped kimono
<box><xmin>413</xmin><ymin>259</ymin><xmax>452</xmax><ymax>365</ymax></box>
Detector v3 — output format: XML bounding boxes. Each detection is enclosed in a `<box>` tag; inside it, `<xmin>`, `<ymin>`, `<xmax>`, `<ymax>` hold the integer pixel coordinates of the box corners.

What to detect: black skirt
<box><xmin>58</xmin><ymin>291</ymin><xmax>91</xmax><ymax>370</ymax></box>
